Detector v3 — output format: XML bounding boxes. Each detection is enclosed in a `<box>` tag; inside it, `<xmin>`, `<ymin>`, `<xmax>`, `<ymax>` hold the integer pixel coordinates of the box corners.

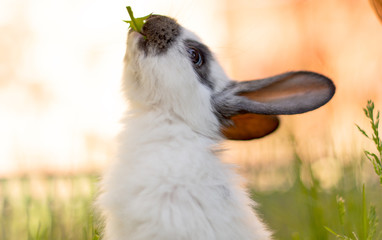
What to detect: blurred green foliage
<box><xmin>252</xmin><ymin>156</ymin><xmax>382</xmax><ymax>240</ymax></box>
<box><xmin>0</xmin><ymin>175</ymin><xmax>100</xmax><ymax>240</ymax></box>
<box><xmin>1</xmin><ymin>156</ymin><xmax>381</xmax><ymax>240</ymax></box>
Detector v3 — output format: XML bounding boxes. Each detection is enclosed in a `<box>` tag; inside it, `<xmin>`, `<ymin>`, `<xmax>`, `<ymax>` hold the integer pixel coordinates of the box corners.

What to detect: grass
<box><xmin>0</xmin><ymin>175</ymin><xmax>100</xmax><ymax>240</ymax></box>
<box><xmin>252</xmin><ymin>157</ymin><xmax>382</xmax><ymax>240</ymax></box>
<box><xmin>321</xmin><ymin>100</ymin><xmax>382</xmax><ymax>240</ymax></box>
<box><xmin>1</xmin><ymin>159</ymin><xmax>381</xmax><ymax>240</ymax></box>
<box><xmin>1</xmin><ymin>102</ymin><xmax>382</xmax><ymax>240</ymax></box>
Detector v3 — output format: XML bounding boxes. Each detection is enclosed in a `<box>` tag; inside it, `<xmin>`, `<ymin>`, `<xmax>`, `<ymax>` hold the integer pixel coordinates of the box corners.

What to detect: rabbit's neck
<box><xmin>122</xmin><ymin>107</ymin><xmax>221</xmax><ymax>142</ymax></box>
<box><xmin>117</xmin><ymin>108</ymin><xmax>221</xmax><ymax>163</ymax></box>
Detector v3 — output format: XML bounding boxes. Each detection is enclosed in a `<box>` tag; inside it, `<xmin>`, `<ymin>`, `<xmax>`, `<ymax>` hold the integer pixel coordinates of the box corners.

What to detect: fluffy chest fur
<box><xmin>98</xmin><ymin>111</ymin><xmax>271</xmax><ymax>240</ymax></box>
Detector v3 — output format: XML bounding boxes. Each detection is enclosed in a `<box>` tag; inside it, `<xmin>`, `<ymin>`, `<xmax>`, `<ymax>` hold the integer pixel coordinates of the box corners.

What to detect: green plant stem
<box><xmin>362</xmin><ymin>185</ymin><xmax>368</xmax><ymax>240</ymax></box>
<box><xmin>126</xmin><ymin>6</ymin><xmax>139</xmax><ymax>31</ymax></box>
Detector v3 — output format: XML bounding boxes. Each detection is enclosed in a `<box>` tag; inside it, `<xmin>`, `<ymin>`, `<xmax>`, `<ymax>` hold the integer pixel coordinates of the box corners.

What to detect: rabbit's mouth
<box><xmin>134</xmin><ymin>15</ymin><xmax>180</xmax><ymax>55</ymax></box>
<box><xmin>129</xmin><ymin>29</ymin><xmax>144</xmax><ymax>41</ymax></box>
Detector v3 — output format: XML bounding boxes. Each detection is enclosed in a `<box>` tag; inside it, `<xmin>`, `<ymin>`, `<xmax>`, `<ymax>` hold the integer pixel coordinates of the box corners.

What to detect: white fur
<box><xmin>97</xmin><ymin>21</ymin><xmax>272</xmax><ymax>240</ymax></box>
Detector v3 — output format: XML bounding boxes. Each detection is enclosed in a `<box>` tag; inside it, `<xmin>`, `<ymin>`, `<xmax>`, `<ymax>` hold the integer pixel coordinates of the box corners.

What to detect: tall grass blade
<box><xmin>324</xmin><ymin>226</ymin><xmax>354</xmax><ymax>240</ymax></box>
<box><xmin>362</xmin><ymin>185</ymin><xmax>368</xmax><ymax>240</ymax></box>
<box><xmin>357</xmin><ymin>125</ymin><xmax>370</xmax><ymax>138</ymax></box>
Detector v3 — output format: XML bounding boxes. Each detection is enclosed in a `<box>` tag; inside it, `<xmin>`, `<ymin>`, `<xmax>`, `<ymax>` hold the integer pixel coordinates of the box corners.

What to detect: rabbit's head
<box><xmin>123</xmin><ymin>15</ymin><xmax>335</xmax><ymax>140</ymax></box>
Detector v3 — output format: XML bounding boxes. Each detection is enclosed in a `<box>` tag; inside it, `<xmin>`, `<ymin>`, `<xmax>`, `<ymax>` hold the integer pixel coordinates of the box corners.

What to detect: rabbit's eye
<box><xmin>187</xmin><ymin>47</ymin><xmax>203</xmax><ymax>67</ymax></box>
<box><xmin>184</xmin><ymin>39</ymin><xmax>213</xmax><ymax>89</ymax></box>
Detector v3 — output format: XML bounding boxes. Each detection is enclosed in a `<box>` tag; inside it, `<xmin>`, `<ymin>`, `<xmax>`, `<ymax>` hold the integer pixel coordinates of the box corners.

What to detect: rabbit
<box><xmin>96</xmin><ymin>15</ymin><xmax>335</xmax><ymax>240</ymax></box>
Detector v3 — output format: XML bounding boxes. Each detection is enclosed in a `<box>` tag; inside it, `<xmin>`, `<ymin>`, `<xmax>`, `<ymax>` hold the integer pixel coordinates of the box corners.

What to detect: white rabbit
<box><xmin>97</xmin><ymin>15</ymin><xmax>335</xmax><ymax>240</ymax></box>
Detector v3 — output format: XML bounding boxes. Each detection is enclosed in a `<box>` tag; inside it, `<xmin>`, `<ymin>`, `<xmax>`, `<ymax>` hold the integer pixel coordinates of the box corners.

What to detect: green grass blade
<box><xmin>367</xmin><ymin>206</ymin><xmax>377</xmax><ymax>240</ymax></box>
<box><xmin>357</xmin><ymin>124</ymin><xmax>370</xmax><ymax>138</ymax></box>
<box><xmin>362</xmin><ymin>185</ymin><xmax>368</xmax><ymax>240</ymax></box>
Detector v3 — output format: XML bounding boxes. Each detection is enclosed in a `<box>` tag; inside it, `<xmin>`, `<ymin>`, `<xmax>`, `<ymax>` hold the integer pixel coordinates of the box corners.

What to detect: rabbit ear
<box><xmin>221</xmin><ymin>114</ymin><xmax>279</xmax><ymax>140</ymax></box>
<box><xmin>214</xmin><ymin>71</ymin><xmax>335</xmax><ymax>140</ymax></box>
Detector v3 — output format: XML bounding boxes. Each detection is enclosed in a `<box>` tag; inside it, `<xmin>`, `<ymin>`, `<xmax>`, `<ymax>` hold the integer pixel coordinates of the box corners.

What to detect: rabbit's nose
<box><xmin>141</xmin><ymin>15</ymin><xmax>180</xmax><ymax>53</ymax></box>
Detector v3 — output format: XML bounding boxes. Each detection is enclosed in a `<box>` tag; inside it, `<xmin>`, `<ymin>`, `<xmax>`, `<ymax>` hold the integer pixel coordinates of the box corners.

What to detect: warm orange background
<box><xmin>1</xmin><ymin>0</ymin><xmax>381</xmax><ymax>177</ymax></box>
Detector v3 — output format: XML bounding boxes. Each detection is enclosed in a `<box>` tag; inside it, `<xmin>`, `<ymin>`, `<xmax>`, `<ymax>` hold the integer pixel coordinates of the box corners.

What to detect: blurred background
<box><xmin>1</xmin><ymin>0</ymin><xmax>382</xmax><ymax>239</ymax></box>
<box><xmin>1</xmin><ymin>0</ymin><xmax>381</xmax><ymax>177</ymax></box>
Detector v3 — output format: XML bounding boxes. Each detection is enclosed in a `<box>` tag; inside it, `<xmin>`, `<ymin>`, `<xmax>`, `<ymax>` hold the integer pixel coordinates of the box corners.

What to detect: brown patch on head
<box><xmin>140</xmin><ymin>15</ymin><xmax>180</xmax><ymax>54</ymax></box>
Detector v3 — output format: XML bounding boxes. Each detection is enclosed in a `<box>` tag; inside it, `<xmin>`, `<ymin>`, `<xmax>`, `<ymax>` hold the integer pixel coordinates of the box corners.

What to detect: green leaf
<box><xmin>123</xmin><ymin>6</ymin><xmax>152</xmax><ymax>33</ymax></box>
<box><xmin>356</xmin><ymin>124</ymin><xmax>370</xmax><ymax>138</ymax></box>
<box><xmin>324</xmin><ymin>226</ymin><xmax>340</xmax><ymax>236</ymax></box>
<box><xmin>367</xmin><ymin>206</ymin><xmax>378</xmax><ymax>240</ymax></box>
<box><xmin>357</xmin><ymin>100</ymin><xmax>382</xmax><ymax>185</ymax></box>
<box><xmin>376</xmin><ymin>111</ymin><xmax>380</xmax><ymax>128</ymax></box>
<box><xmin>365</xmin><ymin>151</ymin><xmax>382</xmax><ymax>177</ymax></box>
<box><xmin>352</xmin><ymin>232</ymin><xmax>360</xmax><ymax>240</ymax></box>
<box><xmin>324</xmin><ymin>226</ymin><xmax>353</xmax><ymax>240</ymax></box>
<box><xmin>364</xmin><ymin>108</ymin><xmax>369</xmax><ymax>117</ymax></box>
<box><xmin>367</xmin><ymin>101</ymin><xmax>375</xmax><ymax>119</ymax></box>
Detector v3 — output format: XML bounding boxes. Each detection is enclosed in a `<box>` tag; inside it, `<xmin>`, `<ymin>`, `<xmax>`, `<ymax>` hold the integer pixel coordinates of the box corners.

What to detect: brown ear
<box><xmin>221</xmin><ymin>113</ymin><xmax>279</xmax><ymax>140</ymax></box>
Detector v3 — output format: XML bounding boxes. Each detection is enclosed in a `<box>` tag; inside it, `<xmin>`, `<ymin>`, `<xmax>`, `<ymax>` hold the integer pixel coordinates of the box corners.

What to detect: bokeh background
<box><xmin>1</xmin><ymin>0</ymin><xmax>381</xmax><ymax>177</ymax></box>
<box><xmin>1</xmin><ymin>0</ymin><xmax>382</xmax><ymax>239</ymax></box>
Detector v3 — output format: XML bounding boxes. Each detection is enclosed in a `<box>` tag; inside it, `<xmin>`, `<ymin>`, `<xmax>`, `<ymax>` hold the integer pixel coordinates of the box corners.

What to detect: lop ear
<box><xmin>213</xmin><ymin>71</ymin><xmax>335</xmax><ymax>140</ymax></box>
<box><xmin>221</xmin><ymin>114</ymin><xmax>279</xmax><ymax>140</ymax></box>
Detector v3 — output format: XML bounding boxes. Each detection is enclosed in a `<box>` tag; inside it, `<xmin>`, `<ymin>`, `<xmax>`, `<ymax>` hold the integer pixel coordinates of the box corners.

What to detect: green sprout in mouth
<box><xmin>123</xmin><ymin>6</ymin><xmax>151</xmax><ymax>33</ymax></box>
